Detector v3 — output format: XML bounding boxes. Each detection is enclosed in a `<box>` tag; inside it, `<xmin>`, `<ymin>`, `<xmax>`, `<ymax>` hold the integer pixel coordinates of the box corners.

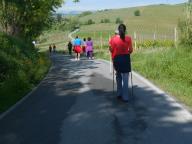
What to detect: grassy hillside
<box><xmin>76</xmin><ymin>4</ymin><xmax>185</xmax><ymax>47</ymax></box>
<box><xmin>79</xmin><ymin>4</ymin><xmax>184</xmax><ymax>33</ymax></box>
<box><xmin>37</xmin><ymin>30</ymin><xmax>70</xmax><ymax>52</ymax></box>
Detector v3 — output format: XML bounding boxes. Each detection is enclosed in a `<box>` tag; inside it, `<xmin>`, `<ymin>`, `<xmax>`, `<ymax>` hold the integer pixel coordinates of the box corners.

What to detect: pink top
<box><xmin>86</xmin><ymin>40</ymin><xmax>93</xmax><ymax>52</ymax></box>
<box><xmin>109</xmin><ymin>35</ymin><xmax>133</xmax><ymax>59</ymax></box>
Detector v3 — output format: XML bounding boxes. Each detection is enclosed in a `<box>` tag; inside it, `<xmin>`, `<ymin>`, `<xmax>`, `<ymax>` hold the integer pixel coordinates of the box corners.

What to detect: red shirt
<box><xmin>109</xmin><ymin>35</ymin><xmax>133</xmax><ymax>59</ymax></box>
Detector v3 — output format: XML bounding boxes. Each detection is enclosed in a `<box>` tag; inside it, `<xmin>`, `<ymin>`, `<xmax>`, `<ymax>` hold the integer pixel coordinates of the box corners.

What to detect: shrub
<box><xmin>86</xmin><ymin>19</ymin><xmax>95</xmax><ymax>25</ymax></box>
<box><xmin>137</xmin><ymin>40</ymin><xmax>174</xmax><ymax>48</ymax></box>
<box><xmin>115</xmin><ymin>17</ymin><xmax>123</xmax><ymax>24</ymax></box>
<box><xmin>134</xmin><ymin>10</ymin><xmax>141</xmax><ymax>16</ymax></box>
<box><xmin>100</xmin><ymin>18</ymin><xmax>110</xmax><ymax>23</ymax></box>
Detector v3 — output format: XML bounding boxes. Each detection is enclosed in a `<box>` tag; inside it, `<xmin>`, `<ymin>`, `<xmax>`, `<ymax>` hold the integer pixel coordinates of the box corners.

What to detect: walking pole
<box><xmin>130</xmin><ymin>57</ymin><xmax>134</xmax><ymax>100</ymax></box>
<box><xmin>131</xmin><ymin>70</ymin><xmax>134</xmax><ymax>98</ymax></box>
<box><xmin>113</xmin><ymin>66</ymin><xmax>115</xmax><ymax>96</ymax></box>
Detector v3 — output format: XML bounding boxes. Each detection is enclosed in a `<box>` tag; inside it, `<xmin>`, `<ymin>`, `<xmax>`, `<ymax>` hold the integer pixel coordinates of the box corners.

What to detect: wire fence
<box><xmin>77</xmin><ymin>27</ymin><xmax>178</xmax><ymax>50</ymax></box>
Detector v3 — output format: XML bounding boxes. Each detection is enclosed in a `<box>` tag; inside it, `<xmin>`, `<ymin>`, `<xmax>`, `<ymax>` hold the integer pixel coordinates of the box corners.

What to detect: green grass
<box><xmin>76</xmin><ymin>4</ymin><xmax>185</xmax><ymax>48</ymax></box>
<box><xmin>133</xmin><ymin>46</ymin><xmax>192</xmax><ymax>108</ymax></box>
<box><xmin>79</xmin><ymin>4</ymin><xmax>184</xmax><ymax>33</ymax></box>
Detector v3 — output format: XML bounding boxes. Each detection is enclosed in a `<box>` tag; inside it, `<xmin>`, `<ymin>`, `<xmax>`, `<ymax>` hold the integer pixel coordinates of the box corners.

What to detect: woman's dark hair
<box><xmin>83</xmin><ymin>38</ymin><xmax>86</xmax><ymax>41</ymax></box>
<box><xmin>88</xmin><ymin>37</ymin><xmax>91</xmax><ymax>41</ymax></box>
<box><xmin>118</xmin><ymin>24</ymin><xmax>126</xmax><ymax>41</ymax></box>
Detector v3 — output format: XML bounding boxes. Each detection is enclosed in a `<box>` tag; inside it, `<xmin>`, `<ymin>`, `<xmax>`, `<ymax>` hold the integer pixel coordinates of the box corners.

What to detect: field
<box><xmin>77</xmin><ymin>4</ymin><xmax>185</xmax><ymax>48</ymax></box>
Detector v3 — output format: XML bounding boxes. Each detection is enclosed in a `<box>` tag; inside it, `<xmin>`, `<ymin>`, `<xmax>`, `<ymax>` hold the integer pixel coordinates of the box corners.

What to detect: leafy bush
<box><xmin>115</xmin><ymin>17</ymin><xmax>123</xmax><ymax>24</ymax></box>
<box><xmin>134</xmin><ymin>10</ymin><xmax>141</xmax><ymax>16</ymax></box>
<box><xmin>137</xmin><ymin>40</ymin><xmax>174</xmax><ymax>48</ymax></box>
<box><xmin>86</xmin><ymin>19</ymin><xmax>95</xmax><ymax>25</ymax></box>
<box><xmin>0</xmin><ymin>32</ymin><xmax>50</xmax><ymax>113</ymax></box>
<box><xmin>100</xmin><ymin>19</ymin><xmax>110</xmax><ymax>23</ymax></box>
<box><xmin>178</xmin><ymin>2</ymin><xmax>192</xmax><ymax>46</ymax></box>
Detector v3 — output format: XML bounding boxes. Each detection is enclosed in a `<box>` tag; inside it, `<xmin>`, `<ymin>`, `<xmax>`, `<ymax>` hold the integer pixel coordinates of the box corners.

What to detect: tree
<box><xmin>0</xmin><ymin>0</ymin><xmax>64</xmax><ymax>41</ymax></box>
<box><xmin>134</xmin><ymin>10</ymin><xmax>141</xmax><ymax>16</ymax></box>
<box><xmin>116</xmin><ymin>17</ymin><xmax>123</xmax><ymax>24</ymax></box>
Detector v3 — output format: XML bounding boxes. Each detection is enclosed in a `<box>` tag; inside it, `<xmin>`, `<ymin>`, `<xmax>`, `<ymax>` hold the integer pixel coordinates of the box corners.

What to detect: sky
<box><xmin>56</xmin><ymin>0</ymin><xmax>187</xmax><ymax>13</ymax></box>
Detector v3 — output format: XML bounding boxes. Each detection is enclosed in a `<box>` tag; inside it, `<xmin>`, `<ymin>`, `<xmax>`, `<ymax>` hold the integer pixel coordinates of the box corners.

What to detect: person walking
<box><xmin>82</xmin><ymin>38</ymin><xmax>87</xmax><ymax>55</ymax></box>
<box><xmin>53</xmin><ymin>44</ymin><xmax>56</xmax><ymax>53</ymax></box>
<box><xmin>109</xmin><ymin>24</ymin><xmax>133</xmax><ymax>103</ymax></box>
<box><xmin>86</xmin><ymin>37</ymin><xmax>94</xmax><ymax>59</ymax></box>
<box><xmin>73</xmin><ymin>36</ymin><xmax>82</xmax><ymax>60</ymax></box>
<box><xmin>49</xmin><ymin>45</ymin><xmax>52</xmax><ymax>55</ymax></box>
<box><xmin>67</xmin><ymin>41</ymin><xmax>73</xmax><ymax>55</ymax></box>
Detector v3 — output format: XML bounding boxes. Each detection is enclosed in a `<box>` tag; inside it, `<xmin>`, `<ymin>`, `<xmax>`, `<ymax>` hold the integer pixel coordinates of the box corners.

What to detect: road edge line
<box><xmin>0</xmin><ymin>61</ymin><xmax>53</xmax><ymax>120</ymax></box>
<box><xmin>98</xmin><ymin>59</ymin><xmax>192</xmax><ymax>116</ymax></box>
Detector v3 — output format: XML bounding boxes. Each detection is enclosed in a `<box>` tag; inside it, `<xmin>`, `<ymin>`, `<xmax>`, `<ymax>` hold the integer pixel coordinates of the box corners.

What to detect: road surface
<box><xmin>0</xmin><ymin>54</ymin><xmax>192</xmax><ymax>144</ymax></box>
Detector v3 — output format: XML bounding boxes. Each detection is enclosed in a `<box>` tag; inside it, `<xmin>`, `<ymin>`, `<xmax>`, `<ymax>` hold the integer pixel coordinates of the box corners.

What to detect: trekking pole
<box><xmin>130</xmin><ymin>56</ymin><xmax>134</xmax><ymax>100</ymax></box>
<box><xmin>131</xmin><ymin>70</ymin><xmax>134</xmax><ymax>98</ymax></box>
<box><xmin>113</xmin><ymin>66</ymin><xmax>115</xmax><ymax>96</ymax></box>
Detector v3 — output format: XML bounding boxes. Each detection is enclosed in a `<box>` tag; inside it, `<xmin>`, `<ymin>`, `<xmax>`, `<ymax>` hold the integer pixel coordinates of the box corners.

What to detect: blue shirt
<box><xmin>73</xmin><ymin>38</ymin><xmax>82</xmax><ymax>46</ymax></box>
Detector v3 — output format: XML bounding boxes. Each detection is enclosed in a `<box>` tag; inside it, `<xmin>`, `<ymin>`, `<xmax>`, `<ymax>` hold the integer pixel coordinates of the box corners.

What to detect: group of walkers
<box><xmin>67</xmin><ymin>36</ymin><xmax>94</xmax><ymax>60</ymax></box>
<box><xmin>49</xmin><ymin>44</ymin><xmax>57</xmax><ymax>54</ymax></box>
<box><xmin>48</xmin><ymin>23</ymin><xmax>133</xmax><ymax>104</ymax></box>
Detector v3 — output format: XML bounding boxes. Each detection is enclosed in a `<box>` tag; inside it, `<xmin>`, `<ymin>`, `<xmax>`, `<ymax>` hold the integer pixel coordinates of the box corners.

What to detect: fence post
<box><xmin>153</xmin><ymin>32</ymin><xmax>156</xmax><ymax>40</ymax></box>
<box><xmin>134</xmin><ymin>32</ymin><xmax>137</xmax><ymax>50</ymax></box>
<box><xmin>174</xmin><ymin>27</ymin><xmax>178</xmax><ymax>48</ymax></box>
<box><xmin>100</xmin><ymin>32</ymin><xmax>103</xmax><ymax>50</ymax></box>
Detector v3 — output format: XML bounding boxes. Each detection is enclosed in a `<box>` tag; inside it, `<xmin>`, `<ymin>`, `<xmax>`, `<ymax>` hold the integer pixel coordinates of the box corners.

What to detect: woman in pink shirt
<box><xmin>109</xmin><ymin>24</ymin><xmax>133</xmax><ymax>103</ymax></box>
<box><xmin>86</xmin><ymin>37</ymin><xmax>94</xmax><ymax>59</ymax></box>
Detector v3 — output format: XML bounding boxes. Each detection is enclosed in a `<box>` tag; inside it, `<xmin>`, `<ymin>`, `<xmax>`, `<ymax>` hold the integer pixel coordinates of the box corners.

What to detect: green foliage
<box><xmin>137</xmin><ymin>40</ymin><xmax>174</xmax><ymax>48</ymax></box>
<box><xmin>132</xmin><ymin>46</ymin><xmax>192</xmax><ymax>107</ymax></box>
<box><xmin>85</xmin><ymin>19</ymin><xmax>95</xmax><ymax>25</ymax></box>
<box><xmin>115</xmin><ymin>17</ymin><xmax>123</xmax><ymax>24</ymax></box>
<box><xmin>134</xmin><ymin>10</ymin><xmax>141</xmax><ymax>16</ymax></box>
<box><xmin>0</xmin><ymin>0</ymin><xmax>64</xmax><ymax>40</ymax></box>
<box><xmin>0</xmin><ymin>32</ymin><xmax>50</xmax><ymax>113</ymax></box>
<box><xmin>57</xmin><ymin>17</ymin><xmax>80</xmax><ymax>31</ymax></box>
<box><xmin>100</xmin><ymin>18</ymin><xmax>111</xmax><ymax>23</ymax></box>
<box><xmin>178</xmin><ymin>2</ymin><xmax>192</xmax><ymax>46</ymax></box>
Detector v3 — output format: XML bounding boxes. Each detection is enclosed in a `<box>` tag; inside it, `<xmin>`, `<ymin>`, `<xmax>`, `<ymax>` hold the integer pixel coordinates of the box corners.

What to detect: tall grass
<box><xmin>132</xmin><ymin>46</ymin><xmax>192</xmax><ymax>107</ymax></box>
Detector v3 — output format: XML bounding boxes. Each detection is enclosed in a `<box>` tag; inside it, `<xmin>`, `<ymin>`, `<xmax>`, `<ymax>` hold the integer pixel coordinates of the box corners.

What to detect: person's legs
<box><xmin>122</xmin><ymin>73</ymin><xmax>129</xmax><ymax>101</ymax></box>
<box><xmin>116</xmin><ymin>72</ymin><xmax>122</xmax><ymax>98</ymax></box>
<box><xmin>78</xmin><ymin>53</ymin><xmax>80</xmax><ymax>60</ymax></box>
<box><xmin>75</xmin><ymin>53</ymin><xmax>78</xmax><ymax>60</ymax></box>
<box><xmin>90</xmin><ymin>51</ymin><xmax>93</xmax><ymax>59</ymax></box>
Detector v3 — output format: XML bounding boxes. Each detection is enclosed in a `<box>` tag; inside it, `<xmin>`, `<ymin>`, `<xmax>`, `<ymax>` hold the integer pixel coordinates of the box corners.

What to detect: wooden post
<box><xmin>134</xmin><ymin>32</ymin><xmax>137</xmax><ymax>50</ymax></box>
<box><xmin>100</xmin><ymin>32</ymin><xmax>103</xmax><ymax>50</ymax></box>
<box><xmin>174</xmin><ymin>27</ymin><xmax>178</xmax><ymax>48</ymax></box>
<box><xmin>153</xmin><ymin>32</ymin><xmax>156</xmax><ymax>40</ymax></box>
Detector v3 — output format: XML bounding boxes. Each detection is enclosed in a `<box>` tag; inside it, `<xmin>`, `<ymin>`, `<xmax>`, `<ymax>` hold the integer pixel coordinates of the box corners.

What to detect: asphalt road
<box><xmin>0</xmin><ymin>54</ymin><xmax>192</xmax><ymax>144</ymax></box>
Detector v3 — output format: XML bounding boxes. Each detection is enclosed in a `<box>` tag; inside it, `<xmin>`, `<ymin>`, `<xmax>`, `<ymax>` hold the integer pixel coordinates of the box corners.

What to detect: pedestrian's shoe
<box><xmin>117</xmin><ymin>96</ymin><xmax>122</xmax><ymax>100</ymax></box>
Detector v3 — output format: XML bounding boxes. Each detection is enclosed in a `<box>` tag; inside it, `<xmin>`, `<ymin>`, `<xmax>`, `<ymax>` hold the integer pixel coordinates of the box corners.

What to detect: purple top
<box><xmin>86</xmin><ymin>40</ymin><xmax>93</xmax><ymax>52</ymax></box>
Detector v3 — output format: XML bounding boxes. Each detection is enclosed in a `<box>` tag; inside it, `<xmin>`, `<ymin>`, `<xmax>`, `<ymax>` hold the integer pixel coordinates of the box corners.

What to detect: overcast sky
<box><xmin>56</xmin><ymin>0</ymin><xmax>187</xmax><ymax>13</ymax></box>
